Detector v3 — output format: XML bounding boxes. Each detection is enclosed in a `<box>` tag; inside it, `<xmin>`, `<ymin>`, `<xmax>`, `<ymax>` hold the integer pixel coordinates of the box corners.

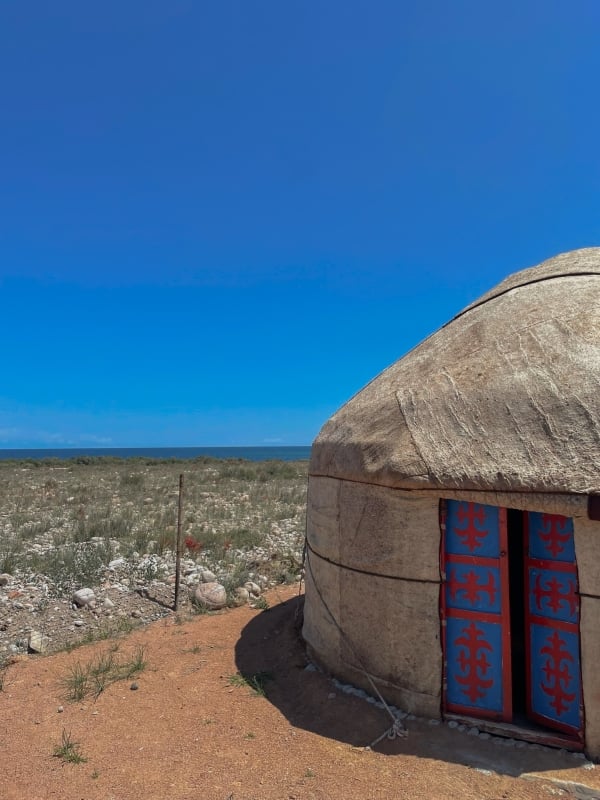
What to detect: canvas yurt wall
<box><xmin>303</xmin><ymin>248</ymin><xmax>600</xmax><ymax>757</ymax></box>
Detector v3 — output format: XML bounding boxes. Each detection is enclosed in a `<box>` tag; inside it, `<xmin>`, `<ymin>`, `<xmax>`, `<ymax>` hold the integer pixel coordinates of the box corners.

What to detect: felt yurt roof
<box><xmin>310</xmin><ymin>248</ymin><xmax>600</xmax><ymax>496</ymax></box>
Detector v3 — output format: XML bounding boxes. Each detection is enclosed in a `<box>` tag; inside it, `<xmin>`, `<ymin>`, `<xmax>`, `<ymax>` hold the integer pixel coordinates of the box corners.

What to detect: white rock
<box><xmin>244</xmin><ymin>581</ymin><xmax>261</xmax><ymax>596</ymax></box>
<box><xmin>183</xmin><ymin>567</ymin><xmax>199</xmax><ymax>576</ymax></box>
<box><xmin>28</xmin><ymin>631</ymin><xmax>50</xmax><ymax>654</ymax></box>
<box><xmin>200</xmin><ymin>569</ymin><xmax>216</xmax><ymax>583</ymax></box>
<box><xmin>72</xmin><ymin>588</ymin><xmax>96</xmax><ymax>607</ymax></box>
<box><xmin>192</xmin><ymin>582</ymin><xmax>227</xmax><ymax>610</ymax></box>
<box><xmin>0</xmin><ymin>574</ymin><xmax>12</xmax><ymax>587</ymax></box>
<box><xmin>234</xmin><ymin>587</ymin><xmax>250</xmax><ymax>603</ymax></box>
<box><xmin>103</xmin><ymin>597</ymin><xmax>114</xmax><ymax>609</ymax></box>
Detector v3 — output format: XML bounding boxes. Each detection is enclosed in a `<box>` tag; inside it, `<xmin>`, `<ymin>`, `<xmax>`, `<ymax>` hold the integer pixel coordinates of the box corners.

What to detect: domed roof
<box><xmin>310</xmin><ymin>248</ymin><xmax>600</xmax><ymax>495</ymax></box>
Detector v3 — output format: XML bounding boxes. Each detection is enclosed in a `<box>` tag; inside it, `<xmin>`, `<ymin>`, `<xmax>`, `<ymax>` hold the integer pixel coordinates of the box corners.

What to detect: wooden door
<box><xmin>524</xmin><ymin>512</ymin><xmax>583</xmax><ymax>740</ymax></box>
<box><xmin>441</xmin><ymin>500</ymin><xmax>512</xmax><ymax>721</ymax></box>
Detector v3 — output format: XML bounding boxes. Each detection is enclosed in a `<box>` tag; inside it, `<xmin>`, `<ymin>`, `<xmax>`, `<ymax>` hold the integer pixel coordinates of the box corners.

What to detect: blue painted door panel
<box><xmin>525</xmin><ymin>512</ymin><xmax>583</xmax><ymax>738</ymax></box>
<box><xmin>442</xmin><ymin>501</ymin><xmax>511</xmax><ymax>721</ymax></box>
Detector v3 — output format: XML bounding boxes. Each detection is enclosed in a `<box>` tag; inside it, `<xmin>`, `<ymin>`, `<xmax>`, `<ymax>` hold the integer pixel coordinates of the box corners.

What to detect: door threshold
<box><xmin>444</xmin><ymin>713</ymin><xmax>584</xmax><ymax>751</ymax></box>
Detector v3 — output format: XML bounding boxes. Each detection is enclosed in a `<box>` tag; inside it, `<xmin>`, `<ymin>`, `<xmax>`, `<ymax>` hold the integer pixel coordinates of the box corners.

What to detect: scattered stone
<box><xmin>447</xmin><ymin>720</ymin><xmax>459</xmax><ymax>729</ymax></box>
<box><xmin>467</xmin><ymin>727</ymin><xmax>480</xmax><ymax>737</ymax></box>
<box><xmin>103</xmin><ymin>597</ymin><xmax>115</xmax><ymax>609</ymax></box>
<box><xmin>0</xmin><ymin>574</ymin><xmax>12</xmax><ymax>587</ymax></box>
<box><xmin>200</xmin><ymin>570</ymin><xmax>216</xmax><ymax>583</ymax></box>
<box><xmin>28</xmin><ymin>631</ymin><xmax>50</xmax><ymax>654</ymax></box>
<box><xmin>192</xmin><ymin>582</ymin><xmax>227</xmax><ymax>610</ymax></box>
<box><xmin>73</xmin><ymin>619</ymin><xmax>85</xmax><ymax>627</ymax></box>
<box><xmin>234</xmin><ymin>587</ymin><xmax>250</xmax><ymax>603</ymax></box>
<box><xmin>57</xmin><ymin>706</ymin><xmax>64</xmax><ymax>713</ymax></box>
<box><xmin>428</xmin><ymin>719</ymin><xmax>440</xmax><ymax>726</ymax></box>
<box><xmin>72</xmin><ymin>588</ymin><xmax>96</xmax><ymax>608</ymax></box>
<box><xmin>244</xmin><ymin>581</ymin><xmax>261</xmax><ymax>596</ymax></box>
<box><xmin>130</xmin><ymin>681</ymin><xmax>139</xmax><ymax>690</ymax></box>
<box><xmin>183</xmin><ymin>567</ymin><xmax>198</xmax><ymax>577</ymax></box>
<box><xmin>131</xmin><ymin>610</ymin><xmax>142</xmax><ymax>618</ymax></box>
<box><xmin>478</xmin><ymin>732</ymin><xmax>491</xmax><ymax>740</ymax></box>
<box><xmin>327</xmin><ymin>692</ymin><xmax>336</xmax><ymax>699</ymax></box>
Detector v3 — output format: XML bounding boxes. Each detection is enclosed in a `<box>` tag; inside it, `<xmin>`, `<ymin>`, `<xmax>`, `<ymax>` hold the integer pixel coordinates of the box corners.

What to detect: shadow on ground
<box><xmin>235</xmin><ymin>593</ymin><xmax>598</xmax><ymax>794</ymax></box>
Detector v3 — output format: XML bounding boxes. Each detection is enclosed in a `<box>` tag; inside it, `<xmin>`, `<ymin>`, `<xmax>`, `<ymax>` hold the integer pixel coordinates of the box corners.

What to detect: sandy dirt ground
<box><xmin>1</xmin><ymin>585</ymin><xmax>599</xmax><ymax>800</ymax></box>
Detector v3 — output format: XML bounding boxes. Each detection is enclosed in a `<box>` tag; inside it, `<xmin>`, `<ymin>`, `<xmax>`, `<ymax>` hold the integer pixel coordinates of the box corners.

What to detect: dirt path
<box><xmin>1</xmin><ymin>586</ymin><xmax>599</xmax><ymax>800</ymax></box>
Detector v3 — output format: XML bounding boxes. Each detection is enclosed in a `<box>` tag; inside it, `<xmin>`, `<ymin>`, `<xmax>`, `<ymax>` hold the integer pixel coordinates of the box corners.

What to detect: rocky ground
<box><xmin>3</xmin><ymin>586</ymin><xmax>600</xmax><ymax>800</ymax></box>
<box><xmin>0</xmin><ymin>457</ymin><xmax>306</xmax><ymax>659</ymax></box>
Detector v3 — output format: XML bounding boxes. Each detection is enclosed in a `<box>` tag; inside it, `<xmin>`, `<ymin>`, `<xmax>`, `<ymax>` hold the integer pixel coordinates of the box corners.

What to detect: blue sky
<box><xmin>1</xmin><ymin>1</ymin><xmax>599</xmax><ymax>447</ymax></box>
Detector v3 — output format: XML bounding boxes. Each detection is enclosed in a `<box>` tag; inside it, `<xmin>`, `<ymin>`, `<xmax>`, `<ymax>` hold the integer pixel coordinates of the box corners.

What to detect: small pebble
<box><xmin>447</xmin><ymin>720</ymin><xmax>459</xmax><ymax>729</ymax></box>
<box><xmin>428</xmin><ymin>719</ymin><xmax>440</xmax><ymax>726</ymax></box>
<box><xmin>57</xmin><ymin>706</ymin><xmax>64</xmax><ymax>713</ymax></box>
<box><xmin>130</xmin><ymin>682</ymin><xmax>139</xmax><ymax>691</ymax></box>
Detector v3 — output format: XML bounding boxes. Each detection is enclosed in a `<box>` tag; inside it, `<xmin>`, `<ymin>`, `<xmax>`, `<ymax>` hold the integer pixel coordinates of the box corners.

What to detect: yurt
<box><xmin>303</xmin><ymin>248</ymin><xmax>600</xmax><ymax>756</ymax></box>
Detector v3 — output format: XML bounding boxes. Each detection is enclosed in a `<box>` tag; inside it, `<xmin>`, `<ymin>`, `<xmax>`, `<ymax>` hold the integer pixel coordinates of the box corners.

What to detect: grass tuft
<box><xmin>53</xmin><ymin>729</ymin><xmax>87</xmax><ymax>764</ymax></box>
<box><xmin>61</xmin><ymin>645</ymin><xmax>148</xmax><ymax>702</ymax></box>
<box><xmin>227</xmin><ymin>670</ymin><xmax>273</xmax><ymax>697</ymax></box>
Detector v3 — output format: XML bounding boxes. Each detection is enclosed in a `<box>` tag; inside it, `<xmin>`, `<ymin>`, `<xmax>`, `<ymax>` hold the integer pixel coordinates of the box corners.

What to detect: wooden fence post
<box><xmin>174</xmin><ymin>473</ymin><xmax>184</xmax><ymax>611</ymax></box>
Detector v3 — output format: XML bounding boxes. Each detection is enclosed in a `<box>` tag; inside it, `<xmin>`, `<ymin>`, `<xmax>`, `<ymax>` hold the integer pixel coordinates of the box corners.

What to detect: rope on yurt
<box><xmin>304</xmin><ymin>546</ymin><xmax>407</xmax><ymax>747</ymax></box>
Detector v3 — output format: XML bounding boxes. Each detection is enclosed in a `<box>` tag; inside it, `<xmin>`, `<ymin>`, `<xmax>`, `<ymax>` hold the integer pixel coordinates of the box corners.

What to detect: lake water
<box><xmin>0</xmin><ymin>446</ymin><xmax>312</xmax><ymax>462</ymax></box>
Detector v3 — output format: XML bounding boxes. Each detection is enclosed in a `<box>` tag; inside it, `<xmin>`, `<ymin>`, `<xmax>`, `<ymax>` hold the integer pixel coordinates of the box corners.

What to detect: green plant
<box><xmin>60</xmin><ymin>645</ymin><xmax>147</xmax><ymax>702</ymax></box>
<box><xmin>120</xmin><ymin>472</ymin><xmax>145</xmax><ymax>489</ymax></box>
<box><xmin>61</xmin><ymin>661</ymin><xmax>90</xmax><ymax>701</ymax></box>
<box><xmin>227</xmin><ymin>671</ymin><xmax>273</xmax><ymax>697</ymax></box>
<box><xmin>252</xmin><ymin>596</ymin><xmax>269</xmax><ymax>611</ymax></box>
<box><xmin>0</xmin><ymin>535</ymin><xmax>23</xmax><ymax>574</ymax></box>
<box><xmin>122</xmin><ymin>644</ymin><xmax>147</xmax><ymax>678</ymax></box>
<box><xmin>53</xmin><ymin>729</ymin><xmax>87</xmax><ymax>764</ymax></box>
